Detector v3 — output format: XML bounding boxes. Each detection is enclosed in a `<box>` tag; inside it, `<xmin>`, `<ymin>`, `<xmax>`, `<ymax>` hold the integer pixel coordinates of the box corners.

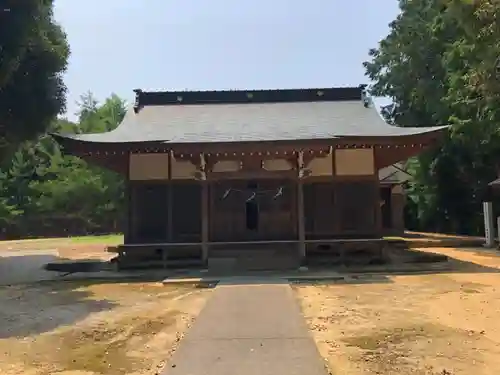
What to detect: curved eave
<box><xmin>50</xmin><ymin>133</ymin><xmax>167</xmax><ymax>155</ymax></box>
<box><xmin>331</xmin><ymin>125</ymin><xmax>449</xmax><ymax>142</ymax></box>
<box><xmin>50</xmin><ymin>125</ymin><xmax>449</xmax><ymax>154</ymax></box>
<box><xmin>51</xmin><ymin>132</ymin><xmax>165</xmax><ymax>144</ymax></box>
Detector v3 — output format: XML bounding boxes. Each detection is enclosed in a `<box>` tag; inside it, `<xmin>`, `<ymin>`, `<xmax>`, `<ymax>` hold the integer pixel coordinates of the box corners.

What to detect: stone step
<box><xmin>236</xmin><ymin>256</ymin><xmax>300</xmax><ymax>271</ymax></box>
<box><xmin>208</xmin><ymin>254</ymin><xmax>300</xmax><ymax>272</ymax></box>
<box><xmin>209</xmin><ymin>247</ymin><xmax>294</xmax><ymax>258</ymax></box>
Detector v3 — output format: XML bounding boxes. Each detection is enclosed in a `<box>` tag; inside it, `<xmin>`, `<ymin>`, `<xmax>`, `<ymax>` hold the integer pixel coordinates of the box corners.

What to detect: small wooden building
<box><xmin>53</xmin><ymin>86</ymin><xmax>446</xmax><ymax>269</ymax></box>
<box><xmin>379</xmin><ymin>163</ymin><xmax>411</xmax><ymax>236</ymax></box>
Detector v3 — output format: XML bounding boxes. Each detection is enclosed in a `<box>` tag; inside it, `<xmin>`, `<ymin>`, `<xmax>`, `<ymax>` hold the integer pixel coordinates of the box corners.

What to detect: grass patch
<box><xmin>69</xmin><ymin>234</ymin><xmax>123</xmax><ymax>245</ymax></box>
<box><xmin>383</xmin><ymin>236</ymin><xmax>406</xmax><ymax>241</ymax></box>
<box><xmin>0</xmin><ymin>234</ymin><xmax>124</xmax><ymax>246</ymax></box>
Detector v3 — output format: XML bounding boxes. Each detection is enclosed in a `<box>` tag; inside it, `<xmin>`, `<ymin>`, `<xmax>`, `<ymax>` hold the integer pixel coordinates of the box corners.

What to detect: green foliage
<box><xmin>0</xmin><ymin>0</ymin><xmax>69</xmax><ymax>158</ymax></box>
<box><xmin>0</xmin><ymin>93</ymin><xmax>126</xmax><ymax>239</ymax></box>
<box><xmin>365</xmin><ymin>0</ymin><xmax>500</xmax><ymax>235</ymax></box>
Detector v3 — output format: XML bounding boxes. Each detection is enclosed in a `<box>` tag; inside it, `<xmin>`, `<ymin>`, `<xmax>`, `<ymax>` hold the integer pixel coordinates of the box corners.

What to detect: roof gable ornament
<box><xmin>133</xmin><ymin>89</ymin><xmax>144</xmax><ymax>113</ymax></box>
<box><xmin>297</xmin><ymin>151</ymin><xmax>312</xmax><ymax>179</ymax></box>
<box><xmin>360</xmin><ymin>85</ymin><xmax>373</xmax><ymax>108</ymax></box>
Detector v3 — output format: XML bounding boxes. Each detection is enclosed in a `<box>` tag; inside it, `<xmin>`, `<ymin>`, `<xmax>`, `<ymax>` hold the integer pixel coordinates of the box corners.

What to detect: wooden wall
<box><xmin>125</xmin><ymin>148</ymin><xmax>387</xmax><ymax>244</ymax></box>
<box><xmin>129</xmin><ymin>183</ymin><xmax>169</xmax><ymax>243</ymax></box>
<box><xmin>304</xmin><ymin>180</ymin><xmax>380</xmax><ymax>239</ymax></box>
<box><xmin>335</xmin><ymin>181</ymin><xmax>378</xmax><ymax>236</ymax></box>
<box><xmin>304</xmin><ymin>182</ymin><xmax>335</xmax><ymax>239</ymax></box>
<box><xmin>380</xmin><ymin>184</ymin><xmax>406</xmax><ymax>236</ymax></box>
<box><xmin>128</xmin><ymin>182</ymin><xmax>202</xmax><ymax>244</ymax></box>
<box><xmin>171</xmin><ymin>183</ymin><xmax>202</xmax><ymax>242</ymax></box>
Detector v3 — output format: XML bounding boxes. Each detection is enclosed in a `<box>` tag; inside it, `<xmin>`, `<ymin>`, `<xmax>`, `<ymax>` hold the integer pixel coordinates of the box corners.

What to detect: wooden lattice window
<box><xmin>303</xmin><ymin>182</ymin><xmax>336</xmax><ymax>237</ymax></box>
<box><xmin>171</xmin><ymin>183</ymin><xmax>202</xmax><ymax>241</ymax></box>
<box><xmin>336</xmin><ymin>181</ymin><xmax>377</xmax><ymax>234</ymax></box>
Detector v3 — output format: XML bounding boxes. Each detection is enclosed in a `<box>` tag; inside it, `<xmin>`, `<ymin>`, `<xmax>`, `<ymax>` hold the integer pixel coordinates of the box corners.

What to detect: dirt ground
<box><xmin>0</xmin><ymin>281</ymin><xmax>212</xmax><ymax>375</ymax></box>
<box><xmin>295</xmin><ymin>247</ymin><xmax>500</xmax><ymax>375</ymax></box>
<box><xmin>0</xmin><ymin>237</ymin><xmax>114</xmax><ymax>265</ymax></box>
<box><xmin>0</xmin><ymin>239</ymin><xmax>115</xmax><ymax>285</ymax></box>
<box><xmin>0</xmin><ymin>240</ymin><xmax>112</xmax><ymax>260</ymax></box>
<box><xmin>2</xmin><ymin>236</ymin><xmax>500</xmax><ymax>374</ymax></box>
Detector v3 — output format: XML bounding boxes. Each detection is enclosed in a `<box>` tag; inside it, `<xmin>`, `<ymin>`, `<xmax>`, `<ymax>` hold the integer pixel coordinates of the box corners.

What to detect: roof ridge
<box><xmin>133</xmin><ymin>86</ymin><xmax>365</xmax><ymax>113</ymax></box>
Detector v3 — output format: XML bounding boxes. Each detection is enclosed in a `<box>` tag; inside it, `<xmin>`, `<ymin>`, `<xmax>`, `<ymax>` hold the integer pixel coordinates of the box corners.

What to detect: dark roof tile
<box><xmin>55</xmin><ymin>87</ymin><xmax>448</xmax><ymax>144</ymax></box>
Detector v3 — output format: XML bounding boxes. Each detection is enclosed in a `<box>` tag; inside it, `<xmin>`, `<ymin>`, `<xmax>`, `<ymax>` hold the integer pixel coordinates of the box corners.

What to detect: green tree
<box><xmin>77</xmin><ymin>92</ymin><xmax>127</xmax><ymax>133</ymax></box>
<box><xmin>365</xmin><ymin>0</ymin><xmax>500</xmax><ymax>235</ymax></box>
<box><xmin>0</xmin><ymin>0</ymin><xmax>69</xmax><ymax>159</ymax></box>
<box><xmin>0</xmin><ymin>93</ymin><xmax>126</xmax><ymax>239</ymax></box>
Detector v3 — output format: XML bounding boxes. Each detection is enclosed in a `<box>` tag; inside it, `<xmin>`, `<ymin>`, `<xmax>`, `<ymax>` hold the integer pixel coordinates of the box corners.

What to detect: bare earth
<box><xmin>0</xmin><ymin>237</ymin><xmax>213</xmax><ymax>375</ymax></box>
<box><xmin>0</xmin><ymin>239</ymin><xmax>212</xmax><ymax>375</ymax></box>
<box><xmin>0</xmin><ymin>241</ymin><xmax>114</xmax><ymax>285</ymax></box>
<box><xmin>295</xmin><ymin>247</ymin><xmax>500</xmax><ymax>375</ymax></box>
<box><xmin>2</xmin><ymin>237</ymin><xmax>500</xmax><ymax>375</ymax></box>
<box><xmin>0</xmin><ymin>282</ymin><xmax>211</xmax><ymax>375</ymax></box>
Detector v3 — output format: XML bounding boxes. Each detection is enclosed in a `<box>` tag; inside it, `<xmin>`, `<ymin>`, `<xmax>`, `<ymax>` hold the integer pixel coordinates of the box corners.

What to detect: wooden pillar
<box><xmin>201</xmin><ymin>181</ymin><xmax>209</xmax><ymax>265</ymax></box>
<box><xmin>124</xmin><ymin>153</ymin><xmax>131</xmax><ymax>244</ymax></box>
<box><xmin>167</xmin><ymin>185</ymin><xmax>173</xmax><ymax>241</ymax></box>
<box><xmin>374</xmin><ymin>179</ymin><xmax>383</xmax><ymax>236</ymax></box>
<box><xmin>297</xmin><ymin>151</ymin><xmax>306</xmax><ymax>261</ymax></box>
<box><xmin>297</xmin><ymin>181</ymin><xmax>306</xmax><ymax>260</ymax></box>
<box><xmin>167</xmin><ymin>153</ymin><xmax>173</xmax><ymax>242</ymax></box>
<box><xmin>162</xmin><ymin>184</ymin><xmax>173</xmax><ymax>269</ymax></box>
<box><xmin>129</xmin><ymin>183</ymin><xmax>138</xmax><ymax>243</ymax></box>
<box><xmin>162</xmin><ymin>152</ymin><xmax>174</xmax><ymax>269</ymax></box>
<box><xmin>198</xmin><ymin>151</ymin><xmax>209</xmax><ymax>265</ymax></box>
<box><xmin>390</xmin><ymin>185</ymin><xmax>405</xmax><ymax>235</ymax></box>
<box><xmin>124</xmin><ymin>181</ymin><xmax>131</xmax><ymax>244</ymax></box>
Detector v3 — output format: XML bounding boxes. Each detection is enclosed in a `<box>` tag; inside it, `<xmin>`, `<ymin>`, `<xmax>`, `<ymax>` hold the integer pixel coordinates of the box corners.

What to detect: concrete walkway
<box><xmin>162</xmin><ymin>279</ymin><xmax>329</xmax><ymax>375</ymax></box>
<box><xmin>0</xmin><ymin>250</ymin><xmax>60</xmax><ymax>285</ymax></box>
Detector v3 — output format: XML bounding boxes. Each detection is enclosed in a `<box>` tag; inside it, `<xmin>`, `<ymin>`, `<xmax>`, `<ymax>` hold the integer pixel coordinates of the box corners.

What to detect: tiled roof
<box><xmin>54</xmin><ymin>87</ymin><xmax>448</xmax><ymax>144</ymax></box>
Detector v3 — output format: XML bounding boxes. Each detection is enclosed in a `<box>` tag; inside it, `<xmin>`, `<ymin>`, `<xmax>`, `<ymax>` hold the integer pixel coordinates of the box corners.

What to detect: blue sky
<box><xmin>53</xmin><ymin>0</ymin><xmax>399</xmax><ymax>120</ymax></box>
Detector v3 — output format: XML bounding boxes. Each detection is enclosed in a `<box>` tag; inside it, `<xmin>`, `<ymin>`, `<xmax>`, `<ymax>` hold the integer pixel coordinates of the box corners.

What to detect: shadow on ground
<box><xmin>163</xmin><ymin>247</ymin><xmax>500</xmax><ymax>288</ymax></box>
<box><xmin>0</xmin><ymin>252</ymin><xmax>64</xmax><ymax>285</ymax></box>
<box><xmin>1</xmin><ymin>246</ymin><xmax>499</xmax><ymax>340</ymax></box>
<box><xmin>0</xmin><ymin>282</ymin><xmax>116</xmax><ymax>339</ymax></box>
<box><xmin>0</xmin><ymin>253</ymin><xmax>125</xmax><ymax>339</ymax></box>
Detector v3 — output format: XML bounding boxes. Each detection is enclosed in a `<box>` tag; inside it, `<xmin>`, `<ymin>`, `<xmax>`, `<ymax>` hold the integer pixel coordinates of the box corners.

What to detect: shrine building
<box><xmin>53</xmin><ymin>86</ymin><xmax>447</xmax><ymax>270</ymax></box>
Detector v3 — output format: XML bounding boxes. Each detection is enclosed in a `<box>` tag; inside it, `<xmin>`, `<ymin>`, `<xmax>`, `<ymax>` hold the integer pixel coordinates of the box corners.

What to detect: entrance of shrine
<box><xmin>209</xmin><ymin>179</ymin><xmax>297</xmax><ymax>242</ymax></box>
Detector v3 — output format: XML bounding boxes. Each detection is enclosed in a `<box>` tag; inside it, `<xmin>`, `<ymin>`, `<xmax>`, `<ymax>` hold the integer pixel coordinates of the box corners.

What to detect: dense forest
<box><xmin>365</xmin><ymin>0</ymin><xmax>500</xmax><ymax>236</ymax></box>
<box><xmin>0</xmin><ymin>94</ymin><xmax>126</xmax><ymax>239</ymax></box>
<box><xmin>2</xmin><ymin>0</ymin><xmax>500</xmax><ymax>239</ymax></box>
